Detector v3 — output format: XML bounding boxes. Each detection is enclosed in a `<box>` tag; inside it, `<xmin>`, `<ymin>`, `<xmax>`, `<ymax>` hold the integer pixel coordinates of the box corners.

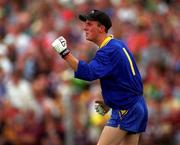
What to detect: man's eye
<box><xmin>86</xmin><ymin>22</ymin><xmax>92</xmax><ymax>26</ymax></box>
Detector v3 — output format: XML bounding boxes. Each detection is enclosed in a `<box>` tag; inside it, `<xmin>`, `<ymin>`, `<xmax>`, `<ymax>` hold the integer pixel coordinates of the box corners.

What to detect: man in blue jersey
<box><xmin>51</xmin><ymin>10</ymin><xmax>148</xmax><ymax>145</ymax></box>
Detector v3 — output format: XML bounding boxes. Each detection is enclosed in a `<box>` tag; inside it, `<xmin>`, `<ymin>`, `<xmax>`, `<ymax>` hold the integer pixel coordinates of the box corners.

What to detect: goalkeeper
<box><xmin>52</xmin><ymin>9</ymin><xmax>148</xmax><ymax>145</ymax></box>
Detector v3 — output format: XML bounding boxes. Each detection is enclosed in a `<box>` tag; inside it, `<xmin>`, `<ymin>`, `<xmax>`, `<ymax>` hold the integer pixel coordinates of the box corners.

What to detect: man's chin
<box><xmin>86</xmin><ymin>37</ymin><xmax>92</xmax><ymax>41</ymax></box>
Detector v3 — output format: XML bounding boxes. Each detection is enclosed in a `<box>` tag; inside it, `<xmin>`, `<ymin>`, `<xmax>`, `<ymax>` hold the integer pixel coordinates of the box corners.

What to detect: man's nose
<box><xmin>83</xmin><ymin>26</ymin><xmax>87</xmax><ymax>31</ymax></box>
<box><xmin>83</xmin><ymin>24</ymin><xmax>88</xmax><ymax>31</ymax></box>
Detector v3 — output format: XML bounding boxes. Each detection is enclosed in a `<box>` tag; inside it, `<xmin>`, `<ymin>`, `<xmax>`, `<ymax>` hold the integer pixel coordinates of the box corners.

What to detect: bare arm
<box><xmin>64</xmin><ymin>53</ymin><xmax>79</xmax><ymax>71</ymax></box>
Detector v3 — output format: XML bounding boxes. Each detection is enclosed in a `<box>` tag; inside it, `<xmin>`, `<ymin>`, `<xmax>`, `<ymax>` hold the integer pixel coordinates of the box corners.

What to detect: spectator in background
<box><xmin>5</xmin><ymin>69</ymin><xmax>35</xmax><ymax>111</ymax></box>
<box><xmin>0</xmin><ymin>67</ymin><xmax>6</xmax><ymax>102</ymax></box>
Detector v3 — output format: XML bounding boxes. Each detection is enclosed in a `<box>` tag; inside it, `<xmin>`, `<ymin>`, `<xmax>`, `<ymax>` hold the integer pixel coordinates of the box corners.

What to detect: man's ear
<box><xmin>97</xmin><ymin>22</ymin><xmax>106</xmax><ymax>33</ymax></box>
<box><xmin>100</xmin><ymin>25</ymin><xmax>106</xmax><ymax>33</ymax></box>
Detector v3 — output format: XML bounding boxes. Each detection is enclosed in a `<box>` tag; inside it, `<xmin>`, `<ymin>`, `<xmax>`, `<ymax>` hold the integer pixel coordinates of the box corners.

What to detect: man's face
<box><xmin>83</xmin><ymin>20</ymin><xmax>103</xmax><ymax>42</ymax></box>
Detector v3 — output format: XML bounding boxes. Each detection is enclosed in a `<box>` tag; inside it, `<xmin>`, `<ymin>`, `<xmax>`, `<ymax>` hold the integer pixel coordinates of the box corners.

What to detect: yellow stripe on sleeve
<box><xmin>122</xmin><ymin>48</ymin><xmax>136</xmax><ymax>76</ymax></box>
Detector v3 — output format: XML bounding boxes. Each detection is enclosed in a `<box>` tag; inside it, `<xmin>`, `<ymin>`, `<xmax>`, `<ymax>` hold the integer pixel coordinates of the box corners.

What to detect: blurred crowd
<box><xmin>0</xmin><ymin>0</ymin><xmax>179</xmax><ymax>145</ymax></box>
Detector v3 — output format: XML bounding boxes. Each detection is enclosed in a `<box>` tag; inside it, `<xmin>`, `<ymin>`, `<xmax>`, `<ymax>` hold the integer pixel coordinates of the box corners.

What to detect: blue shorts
<box><xmin>106</xmin><ymin>97</ymin><xmax>148</xmax><ymax>133</ymax></box>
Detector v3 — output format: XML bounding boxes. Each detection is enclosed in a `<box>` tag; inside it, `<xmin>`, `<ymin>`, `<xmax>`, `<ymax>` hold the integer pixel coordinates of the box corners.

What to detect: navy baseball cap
<box><xmin>79</xmin><ymin>10</ymin><xmax>112</xmax><ymax>31</ymax></box>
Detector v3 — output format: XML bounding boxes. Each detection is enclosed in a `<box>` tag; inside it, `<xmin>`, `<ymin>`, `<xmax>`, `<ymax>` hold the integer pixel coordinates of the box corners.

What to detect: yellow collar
<box><xmin>99</xmin><ymin>35</ymin><xmax>113</xmax><ymax>49</ymax></box>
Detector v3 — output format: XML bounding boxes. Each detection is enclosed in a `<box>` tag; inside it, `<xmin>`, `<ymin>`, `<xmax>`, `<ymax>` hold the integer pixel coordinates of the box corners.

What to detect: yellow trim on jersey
<box><xmin>122</xmin><ymin>48</ymin><xmax>136</xmax><ymax>76</ymax></box>
<box><xmin>99</xmin><ymin>35</ymin><xmax>113</xmax><ymax>48</ymax></box>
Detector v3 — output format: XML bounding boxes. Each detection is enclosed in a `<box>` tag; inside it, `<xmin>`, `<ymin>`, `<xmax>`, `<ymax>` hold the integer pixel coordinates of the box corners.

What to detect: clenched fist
<box><xmin>51</xmin><ymin>36</ymin><xmax>70</xmax><ymax>58</ymax></box>
<box><xmin>95</xmin><ymin>100</ymin><xmax>110</xmax><ymax>116</ymax></box>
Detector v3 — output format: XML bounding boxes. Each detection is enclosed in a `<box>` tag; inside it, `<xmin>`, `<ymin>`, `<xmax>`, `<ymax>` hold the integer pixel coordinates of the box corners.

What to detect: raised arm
<box><xmin>51</xmin><ymin>36</ymin><xmax>79</xmax><ymax>71</ymax></box>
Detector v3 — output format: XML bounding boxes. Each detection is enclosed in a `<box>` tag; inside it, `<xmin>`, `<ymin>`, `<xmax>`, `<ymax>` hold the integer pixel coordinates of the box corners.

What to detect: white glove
<box><xmin>52</xmin><ymin>36</ymin><xmax>67</xmax><ymax>53</ymax></box>
<box><xmin>51</xmin><ymin>36</ymin><xmax>70</xmax><ymax>58</ymax></box>
<box><xmin>95</xmin><ymin>101</ymin><xmax>110</xmax><ymax>116</ymax></box>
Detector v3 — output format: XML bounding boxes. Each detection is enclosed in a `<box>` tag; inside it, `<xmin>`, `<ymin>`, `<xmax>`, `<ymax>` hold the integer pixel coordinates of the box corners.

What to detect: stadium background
<box><xmin>0</xmin><ymin>0</ymin><xmax>179</xmax><ymax>145</ymax></box>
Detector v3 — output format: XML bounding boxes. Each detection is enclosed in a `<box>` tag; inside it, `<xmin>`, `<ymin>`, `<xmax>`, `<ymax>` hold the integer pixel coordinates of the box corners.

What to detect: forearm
<box><xmin>64</xmin><ymin>53</ymin><xmax>79</xmax><ymax>71</ymax></box>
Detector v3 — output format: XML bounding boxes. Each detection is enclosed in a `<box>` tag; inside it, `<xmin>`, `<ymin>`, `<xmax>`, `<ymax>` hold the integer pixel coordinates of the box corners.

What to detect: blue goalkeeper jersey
<box><xmin>74</xmin><ymin>36</ymin><xmax>143</xmax><ymax>109</ymax></box>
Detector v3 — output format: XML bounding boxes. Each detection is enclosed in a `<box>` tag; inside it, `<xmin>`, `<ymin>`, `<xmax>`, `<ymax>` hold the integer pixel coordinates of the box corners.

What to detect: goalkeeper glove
<box><xmin>51</xmin><ymin>36</ymin><xmax>70</xmax><ymax>58</ymax></box>
<box><xmin>95</xmin><ymin>100</ymin><xmax>110</xmax><ymax>116</ymax></box>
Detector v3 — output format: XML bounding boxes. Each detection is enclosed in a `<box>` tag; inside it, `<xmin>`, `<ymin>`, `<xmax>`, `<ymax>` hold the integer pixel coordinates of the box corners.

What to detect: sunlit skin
<box><xmin>83</xmin><ymin>20</ymin><xmax>108</xmax><ymax>46</ymax></box>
